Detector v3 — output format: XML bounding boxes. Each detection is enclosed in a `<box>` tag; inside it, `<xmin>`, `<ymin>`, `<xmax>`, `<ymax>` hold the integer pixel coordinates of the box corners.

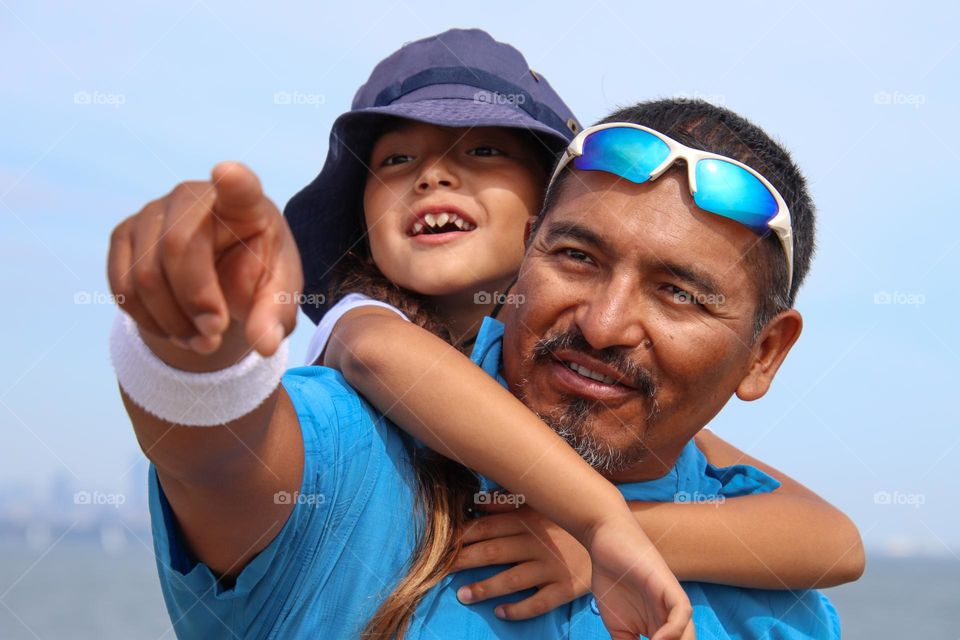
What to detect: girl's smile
<box><xmin>406</xmin><ymin>203</ymin><xmax>478</xmax><ymax>245</ymax></box>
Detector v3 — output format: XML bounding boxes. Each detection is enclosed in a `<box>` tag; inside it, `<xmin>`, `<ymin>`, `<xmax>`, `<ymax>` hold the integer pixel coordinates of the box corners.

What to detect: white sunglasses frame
<box><xmin>548</xmin><ymin>122</ymin><xmax>794</xmax><ymax>291</ymax></box>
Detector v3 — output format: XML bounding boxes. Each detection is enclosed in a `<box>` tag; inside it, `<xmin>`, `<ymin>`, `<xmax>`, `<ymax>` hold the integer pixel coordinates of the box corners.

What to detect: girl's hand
<box><xmin>587</xmin><ymin>515</ymin><xmax>695</xmax><ymax>640</ymax></box>
<box><xmin>454</xmin><ymin>501</ymin><xmax>694</xmax><ymax>639</ymax></box>
<box><xmin>453</xmin><ymin>503</ymin><xmax>592</xmax><ymax>620</ymax></box>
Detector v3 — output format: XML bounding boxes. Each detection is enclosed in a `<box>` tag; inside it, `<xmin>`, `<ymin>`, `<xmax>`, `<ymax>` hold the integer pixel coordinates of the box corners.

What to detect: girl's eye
<box><xmin>382</xmin><ymin>154</ymin><xmax>413</xmax><ymax>167</ymax></box>
<box><xmin>468</xmin><ymin>145</ymin><xmax>504</xmax><ymax>157</ymax></box>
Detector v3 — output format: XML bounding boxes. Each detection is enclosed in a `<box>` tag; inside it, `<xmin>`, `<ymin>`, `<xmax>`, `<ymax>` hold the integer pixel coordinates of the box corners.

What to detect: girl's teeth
<box><xmin>413</xmin><ymin>212</ymin><xmax>475</xmax><ymax>234</ymax></box>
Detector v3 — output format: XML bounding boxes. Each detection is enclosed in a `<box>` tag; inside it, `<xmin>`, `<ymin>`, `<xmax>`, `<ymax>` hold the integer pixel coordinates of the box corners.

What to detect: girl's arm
<box><xmin>325</xmin><ymin>307</ymin><xmax>693</xmax><ymax>637</ymax></box>
<box><xmin>453</xmin><ymin>433</ymin><xmax>864</xmax><ymax>618</ymax></box>
<box><xmin>323</xmin><ymin>306</ymin><xmax>636</xmax><ymax>547</ymax></box>
<box><xmin>634</xmin><ymin>428</ymin><xmax>865</xmax><ymax>588</ymax></box>
<box><xmin>456</xmin><ymin>444</ymin><xmax>865</xmax><ymax>621</ymax></box>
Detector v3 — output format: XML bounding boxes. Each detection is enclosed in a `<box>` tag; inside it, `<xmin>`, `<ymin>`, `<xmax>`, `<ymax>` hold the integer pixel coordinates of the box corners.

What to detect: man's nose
<box><xmin>415</xmin><ymin>156</ymin><xmax>460</xmax><ymax>192</ymax></box>
<box><xmin>573</xmin><ymin>277</ymin><xmax>651</xmax><ymax>351</ymax></box>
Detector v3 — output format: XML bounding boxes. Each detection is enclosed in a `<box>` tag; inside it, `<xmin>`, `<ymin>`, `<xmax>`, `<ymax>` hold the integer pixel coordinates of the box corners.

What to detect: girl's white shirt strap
<box><xmin>303</xmin><ymin>293</ymin><xmax>411</xmax><ymax>366</ymax></box>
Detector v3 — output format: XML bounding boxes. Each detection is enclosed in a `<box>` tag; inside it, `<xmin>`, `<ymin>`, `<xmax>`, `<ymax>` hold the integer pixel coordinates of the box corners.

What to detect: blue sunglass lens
<box><xmin>694</xmin><ymin>159</ymin><xmax>778</xmax><ymax>229</ymax></box>
<box><xmin>573</xmin><ymin>127</ymin><xmax>670</xmax><ymax>184</ymax></box>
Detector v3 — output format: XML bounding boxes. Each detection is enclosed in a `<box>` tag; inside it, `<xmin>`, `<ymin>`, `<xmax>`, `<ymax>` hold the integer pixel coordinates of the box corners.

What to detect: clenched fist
<box><xmin>107</xmin><ymin>162</ymin><xmax>303</xmax><ymax>364</ymax></box>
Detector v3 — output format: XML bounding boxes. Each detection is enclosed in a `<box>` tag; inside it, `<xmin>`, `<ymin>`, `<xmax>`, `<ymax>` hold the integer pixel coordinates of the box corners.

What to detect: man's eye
<box><xmin>667</xmin><ymin>285</ymin><xmax>701</xmax><ymax>306</ymax></box>
<box><xmin>468</xmin><ymin>146</ymin><xmax>504</xmax><ymax>157</ymax></box>
<box><xmin>562</xmin><ymin>248</ymin><xmax>594</xmax><ymax>264</ymax></box>
<box><xmin>382</xmin><ymin>154</ymin><xmax>413</xmax><ymax>167</ymax></box>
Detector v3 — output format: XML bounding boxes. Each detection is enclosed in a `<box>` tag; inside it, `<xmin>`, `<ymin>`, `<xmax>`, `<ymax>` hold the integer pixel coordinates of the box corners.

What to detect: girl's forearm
<box><xmin>634</xmin><ymin>429</ymin><xmax>865</xmax><ymax>589</ymax></box>
<box><xmin>629</xmin><ymin>493</ymin><xmax>863</xmax><ymax>588</ymax></box>
<box><xmin>326</xmin><ymin>311</ymin><xmax>632</xmax><ymax>546</ymax></box>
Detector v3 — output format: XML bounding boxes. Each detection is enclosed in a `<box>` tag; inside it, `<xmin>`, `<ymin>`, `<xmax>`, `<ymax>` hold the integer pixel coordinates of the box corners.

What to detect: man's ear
<box><xmin>736</xmin><ymin>309</ymin><xmax>803</xmax><ymax>401</ymax></box>
<box><xmin>523</xmin><ymin>216</ymin><xmax>536</xmax><ymax>247</ymax></box>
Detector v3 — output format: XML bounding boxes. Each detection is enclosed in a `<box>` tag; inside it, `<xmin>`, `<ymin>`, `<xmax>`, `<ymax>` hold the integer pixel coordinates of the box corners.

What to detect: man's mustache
<box><xmin>531</xmin><ymin>330</ymin><xmax>657</xmax><ymax>399</ymax></box>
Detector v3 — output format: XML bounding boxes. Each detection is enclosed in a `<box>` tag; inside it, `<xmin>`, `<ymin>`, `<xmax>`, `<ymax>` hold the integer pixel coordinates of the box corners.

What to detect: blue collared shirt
<box><xmin>148</xmin><ymin>317</ymin><xmax>840</xmax><ymax>639</ymax></box>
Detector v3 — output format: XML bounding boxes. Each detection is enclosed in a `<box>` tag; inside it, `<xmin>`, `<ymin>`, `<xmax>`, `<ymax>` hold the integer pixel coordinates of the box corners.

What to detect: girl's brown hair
<box><xmin>328</xmin><ymin>253</ymin><xmax>479</xmax><ymax>640</ymax></box>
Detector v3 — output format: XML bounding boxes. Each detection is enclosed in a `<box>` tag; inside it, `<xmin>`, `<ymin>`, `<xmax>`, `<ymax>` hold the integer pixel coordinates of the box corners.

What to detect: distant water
<box><xmin>825</xmin><ymin>555</ymin><xmax>960</xmax><ymax>639</ymax></box>
<box><xmin>0</xmin><ymin>539</ymin><xmax>170</xmax><ymax>639</ymax></box>
<box><xmin>0</xmin><ymin>539</ymin><xmax>956</xmax><ymax>638</ymax></box>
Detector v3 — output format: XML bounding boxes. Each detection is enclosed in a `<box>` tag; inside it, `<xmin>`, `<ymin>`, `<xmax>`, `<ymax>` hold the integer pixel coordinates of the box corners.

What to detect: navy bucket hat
<box><xmin>283</xmin><ymin>28</ymin><xmax>581</xmax><ymax>324</ymax></box>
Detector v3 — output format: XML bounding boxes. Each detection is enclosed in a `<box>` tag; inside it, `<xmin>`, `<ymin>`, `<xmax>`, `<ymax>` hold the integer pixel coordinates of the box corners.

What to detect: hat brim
<box><xmin>346</xmin><ymin>98</ymin><xmax>574</xmax><ymax>147</ymax></box>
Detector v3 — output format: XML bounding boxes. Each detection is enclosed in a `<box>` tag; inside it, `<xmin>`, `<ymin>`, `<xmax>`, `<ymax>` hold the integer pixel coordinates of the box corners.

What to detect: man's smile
<box><xmin>547</xmin><ymin>357</ymin><xmax>637</xmax><ymax>403</ymax></box>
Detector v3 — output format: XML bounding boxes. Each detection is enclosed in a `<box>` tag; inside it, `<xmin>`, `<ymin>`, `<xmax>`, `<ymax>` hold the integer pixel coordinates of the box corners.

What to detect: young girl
<box><xmin>284</xmin><ymin>28</ymin><xmax>862</xmax><ymax>632</ymax></box>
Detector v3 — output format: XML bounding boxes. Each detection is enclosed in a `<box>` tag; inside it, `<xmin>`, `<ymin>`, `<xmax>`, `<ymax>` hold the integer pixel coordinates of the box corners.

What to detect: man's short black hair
<box><xmin>534</xmin><ymin>99</ymin><xmax>816</xmax><ymax>339</ymax></box>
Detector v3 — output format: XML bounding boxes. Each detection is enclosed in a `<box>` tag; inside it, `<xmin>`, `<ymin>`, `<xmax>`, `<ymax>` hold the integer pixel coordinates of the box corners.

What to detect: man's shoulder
<box><xmin>675</xmin><ymin>440</ymin><xmax>782</xmax><ymax>499</ymax></box>
<box><xmin>282</xmin><ymin>365</ymin><xmax>369</xmax><ymax>421</ymax></box>
<box><xmin>283</xmin><ymin>364</ymin><xmax>362</xmax><ymax>400</ymax></box>
<box><xmin>281</xmin><ymin>365</ymin><xmax>396</xmax><ymax>453</ymax></box>
<box><xmin>686</xmin><ymin>582</ymin><xmax>841</xmax><ymax>639</ymax></box>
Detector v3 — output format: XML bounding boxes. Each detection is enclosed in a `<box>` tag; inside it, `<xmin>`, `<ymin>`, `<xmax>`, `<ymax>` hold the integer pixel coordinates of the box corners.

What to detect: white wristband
<box><xmin>109</xmin><ymin>312</ymin><xmax>289</xmax><ymax>427</ymax></box>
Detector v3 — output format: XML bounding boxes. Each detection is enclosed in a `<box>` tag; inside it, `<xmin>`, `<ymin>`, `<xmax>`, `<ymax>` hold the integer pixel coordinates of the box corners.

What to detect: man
<box><xmin>107</xmin><ymin>99</ymin><xmax>840</xmax><ymax>639</ymax></box>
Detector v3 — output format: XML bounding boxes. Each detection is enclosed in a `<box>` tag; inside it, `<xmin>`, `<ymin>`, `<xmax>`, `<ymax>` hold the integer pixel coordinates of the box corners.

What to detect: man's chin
<box><xmin>563</xmin><ymin>431</ymin><xmax>650</xmax><ymax>476</ymax></box>
<box><xmin>525</xmin><ymin>395</ymin><xmax>650</xmax><ymax>476</ymax></box>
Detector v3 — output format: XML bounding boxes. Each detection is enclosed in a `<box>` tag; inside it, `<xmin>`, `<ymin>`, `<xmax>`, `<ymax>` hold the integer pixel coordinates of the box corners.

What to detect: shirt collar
<box><xmin>468</xmin><ymin>316</ymin><xmax>507</xmax><ymax>385</ymax></box>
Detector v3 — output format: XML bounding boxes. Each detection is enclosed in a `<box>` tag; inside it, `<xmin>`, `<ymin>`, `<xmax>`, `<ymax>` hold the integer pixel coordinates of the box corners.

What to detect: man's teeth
<box><xmin>415</xmin><ymin>212</ymin><xmax>475</xmax><ymax>234</ymax></box>
<box><xmin>565</xmin><ymin>361</ymin><xmax>618</xmax><ymax>385</ymax></box>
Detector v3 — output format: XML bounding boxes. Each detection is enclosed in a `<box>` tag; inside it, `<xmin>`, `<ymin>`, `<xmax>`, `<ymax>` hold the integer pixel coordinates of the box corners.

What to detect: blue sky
<box><xmin>1</xmin><ymin>0</ymin><xmax>958</xmax><ymax>555</ymax></box>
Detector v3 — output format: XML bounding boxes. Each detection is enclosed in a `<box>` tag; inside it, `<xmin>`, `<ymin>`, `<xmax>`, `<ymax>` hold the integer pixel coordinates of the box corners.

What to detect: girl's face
<box><xmin>363</xmin><ymin>121</ymin><xmax>547</xmax><ymax>299</ymax></box>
